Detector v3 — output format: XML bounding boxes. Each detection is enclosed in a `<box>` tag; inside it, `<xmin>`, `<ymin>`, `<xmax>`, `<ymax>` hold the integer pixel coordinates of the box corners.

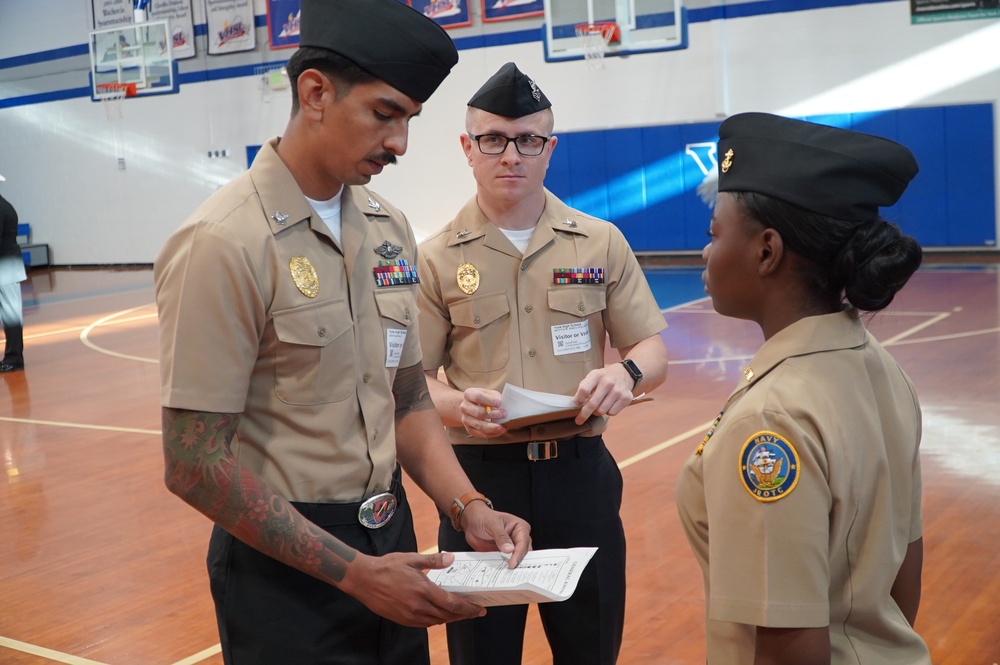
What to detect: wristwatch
<box><xmin>449</xmin><ymin>491</ymin><xmax>493</xmax><ymax>532</ymax></box>
<box><xmin>620</xmin><ymin>359</ymin><xmax>643</xmax><ymax>391</ymax></box>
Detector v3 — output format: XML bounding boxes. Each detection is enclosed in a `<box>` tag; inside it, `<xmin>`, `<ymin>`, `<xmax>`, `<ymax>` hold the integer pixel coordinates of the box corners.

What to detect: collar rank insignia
<box><xmin>374</xmin><ymin>240</ymin><xmax>403</xmax><ymax>259</ymax></box>
<box><xmin>373</xmin><ymin>259</ymin><xmax>419</xmax><ymax>287</ymax></box>
<box><xmin>368</xmin><ymin>197</ymin><xmax>382</xmax><ymax>212</ymax></box>
<box><xmin>739</xmin><ymin>431</ymin><xmax>800</xmax><ymax>502</ymax></box>
<box><xmin>562</xmin><ymin>219</ymin><xmax>578</xmax><ymax>228</ymax></box>
<box><xmin>553</xmin><ymin>267</ymin><xmax>604</xmax><ymax>285</ymax></box>
<box><xmin>742</xmin><ymin>365</ymin><xmax>755</xmax><ymax>382</ymax></box>
<box><xmin>456</xmin><ymin>228</ymin><xmax>472</xmax><ymax>238</ymax></box>
<box><xmin>271</xmin><ymin>210</ymin><xmax>289</xmax><ymax>225</ymax></box>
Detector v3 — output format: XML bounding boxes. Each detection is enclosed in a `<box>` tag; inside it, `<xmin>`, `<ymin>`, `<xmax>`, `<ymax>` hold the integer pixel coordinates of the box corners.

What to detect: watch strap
<box><xmin>620</xmin><ymin>359</ymin><xmax>642</xmax><ymax>390</ymax></box>
<box><xmin>449</xmin><ymin>491</ymin><xmax>493</xmax><ymax>532</ymax></box>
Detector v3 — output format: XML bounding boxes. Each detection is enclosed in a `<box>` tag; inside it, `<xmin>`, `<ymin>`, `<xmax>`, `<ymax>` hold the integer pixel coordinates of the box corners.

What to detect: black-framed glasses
<box><xmin>468</xmin><ymin>133</ymin><xmax>550</xmax><ymax>156</ymax></box>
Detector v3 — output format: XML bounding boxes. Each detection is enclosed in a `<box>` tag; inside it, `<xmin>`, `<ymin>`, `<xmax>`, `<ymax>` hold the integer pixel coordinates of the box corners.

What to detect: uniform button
<box><xmin>318</xmin><ymin>327</ymin><xmax>327</xmax><ymax>337</ymax></box>
<box><xmin>520</xmin><ymin>263</ymin><xmax>527</xmax><ymax>271</ymax></box>
<box><xmin>373</xmin><ymin>429</ymin><xmax>379</xmax><ymax>439</ymax></box>
<box><xmin>578</xmin><ymin>303</ymin><xmax>585</xmax><ymax>312</ymax></box>
<box><xmin>474</xmin><ymin>315</ymin><xmax>481</xmax><ymax>324</ymax></box>
<box><xmin>528</xmin><ymin>349</ymin><xmax>536</xmax><ymax>357</ymax></box>
<box><xmin>363</xmin><ymin>374</ymin><xmax>370</xmax><ymax>383</ymax></box>
<box><xmin>524</xmin><ymin>305</ymin><xmax>533</xmax><ymax>313</ymax></box>
<box><xmin>404</xmin><ymin>308</ymin><xmax>411</xmax><ymax>321</ymax></box>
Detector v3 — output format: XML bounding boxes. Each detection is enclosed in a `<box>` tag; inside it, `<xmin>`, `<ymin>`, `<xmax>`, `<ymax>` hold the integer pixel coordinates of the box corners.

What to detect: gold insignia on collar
<box><xmin>721</xmin><ymin>149</ymin><xmax>734</xmax><ymax>173</ymax></box>
<box><xmin>562</xmin><ymin>219</ymin><xmax>578</xmax><ymax>228</ymax></box>
<box><xmin>457</xmin><ymin>263</ymin><xmax>480</xmax><ymax>295</ymax></box>
<box><xmin>271</xmin><ymin>210</ymin><xmax>289</xmax><ymax>225</ymax></box>
<box><xmin>367</xmin><ymin>197</ymin><xmax>382</xmax><ymax>212</ymax></box>
<box><xmin>742</xmin><ymin>365</ymin><xmax>754</xmax><ymax>382</ymax></box>
<box><xmin>456</xmin><ymin>228</ymin><xmax>472</xmax><ymax>238</ymax></box>
<box><xmin>289</xmin><ymin>256</ymin><xmax>319</xmax><ymax>298</ymax></box>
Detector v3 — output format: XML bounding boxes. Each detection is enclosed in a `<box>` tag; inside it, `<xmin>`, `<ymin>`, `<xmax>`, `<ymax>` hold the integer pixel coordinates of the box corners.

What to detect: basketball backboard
<box><xmin>542</xmin><ymin>0</ymin><xmax>687</xmax><ymax>63</ymax></box>
<box><xmin>89</xmin><ymin>20</ymin><xmax>177</xmax><ymax>99</ymax></box>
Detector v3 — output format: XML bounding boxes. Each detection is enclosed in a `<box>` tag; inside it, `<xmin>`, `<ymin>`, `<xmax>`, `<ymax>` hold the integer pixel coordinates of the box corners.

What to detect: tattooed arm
<box><xmin>392</xmin><ymin>364</ymin><xmax>530</xmax><ymax>566</ymax></box>
<box><xmin>161</xmin><ymin>406</ymin><xmax>487</xmax><ymax>626</ymax></box>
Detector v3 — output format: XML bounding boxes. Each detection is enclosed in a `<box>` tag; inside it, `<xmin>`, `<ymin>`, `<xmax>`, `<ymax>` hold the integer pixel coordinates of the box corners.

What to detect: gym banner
<box><xmin>93</xmin><ymin>0</ymin><xmax>134</xmax><ymax>29</ymax></box>
<box><xmin>205</xmin><ymin>0</ymin><xmax>255</xmax><ymax>54</ymax></box>
<box><xmin>911</xmin><ymin>0</ymin><xmax>1000</xmax><ymax>24</ymax></box>
<box><xmin>149</xmin><ymin>0</ymin><xmax>195</xmax><ymax>58</ymax></box>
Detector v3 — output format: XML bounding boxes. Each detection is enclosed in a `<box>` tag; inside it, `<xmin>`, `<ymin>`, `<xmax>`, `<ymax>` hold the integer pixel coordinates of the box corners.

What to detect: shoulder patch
<box><xmin>738</xmin><ymin>431</ymin><xmax>800</xmax><ymax>502</ymax></box>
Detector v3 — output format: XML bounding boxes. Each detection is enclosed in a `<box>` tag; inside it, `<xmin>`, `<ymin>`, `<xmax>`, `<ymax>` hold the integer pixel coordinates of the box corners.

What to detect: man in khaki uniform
<box><xmin>417</xmin><ymin>63</ymin><xmax>669</xmax><ymax>665</ymax></box>
<box><xmin>676</xmin><ymin>112</ymin><xmax>930</xmax><ymax>664</ymax></box>
<box><xmin>154</xmin><ymin>3</ymin><xmax>529</xmax><ymax>664</ymax></box>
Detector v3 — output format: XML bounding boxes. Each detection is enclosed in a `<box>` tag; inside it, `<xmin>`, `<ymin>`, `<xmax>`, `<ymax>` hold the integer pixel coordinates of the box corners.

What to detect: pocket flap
<box><xmin>548</xmin><ymin>286</ymin><xmax>606</xmax><ymax>318</ymax></box>
<box><xmin>448</xmin><ymin>292</ymin><xmax>510</xmax><ymax>329</ymax></box>
<box><xmin>374</xmin><ymin>290</ymin><xmax>417</xmax><ymax>326</ymax></box>
<box><xmin>272</xmin><ymin>298</ymin><xmax>352</xmax><ymax>348</ymax></box>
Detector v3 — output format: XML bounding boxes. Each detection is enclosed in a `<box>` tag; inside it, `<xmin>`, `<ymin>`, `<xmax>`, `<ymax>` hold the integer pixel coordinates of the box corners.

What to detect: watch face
<box><xmin>623</xmin><ymin>359</ymin><xmax>641</xmax><ymax>380</ymax></box>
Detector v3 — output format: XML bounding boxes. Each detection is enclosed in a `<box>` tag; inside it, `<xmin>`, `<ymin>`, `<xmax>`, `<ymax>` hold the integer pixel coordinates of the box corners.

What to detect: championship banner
<box><xmin>93</xmin><ymin>0</ymin><xmax>134</xmax><ymax>29</ymax></box>
<box><xmin>149</xmin><ymin>0</ymin><xmax>196</xmax><ymax>58</ymax></box>
<box><xmin>266</xmin><ymin>0</ymin><xmax>300</xmax><ymax>49</ymax></box>
<box><xmin>411</xmin><ymin>0</ymin><xmax>473</xmax><ymax>29</ymax></box>
<box><xmin>911</xmin><ymin>0</ymin><xmax>1000</xmax><ymax>24</ymax></box>
<box><xmin>205</xmin><ymin>0</ymin><xmax>255</xmax><ymax>54</ymax></box>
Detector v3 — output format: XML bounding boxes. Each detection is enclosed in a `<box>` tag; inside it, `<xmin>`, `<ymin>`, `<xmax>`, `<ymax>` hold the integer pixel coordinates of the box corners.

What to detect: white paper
<box><xmin>426</xmin><ymin>547</ymin><xmax>598</xmax><ymax>607</ymax></box>
<box><xmin>493</xmin><ymin>384</ymin><xmax>579</xmax><ymax>424</ymax></box>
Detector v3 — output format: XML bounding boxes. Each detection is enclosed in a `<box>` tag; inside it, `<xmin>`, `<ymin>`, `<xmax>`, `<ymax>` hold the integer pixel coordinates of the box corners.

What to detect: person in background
<box><xmin>153</xmin><ymin>3</ymin><xmax>530</xmax><ymax>664</ymax></box>
<box><xmin>417</xmin><ymin>62</ymin><xmax>669</xmax><ymax>665</ymax></box>
<box><xmin>677</xmin><ymin>112</ymin><xmax>930</xmax><ymax>664</ymax></box>
<box><xmin>0</xmin><ymin>176</ymin><xmax>26</xmax><ymax>373</ymax></box>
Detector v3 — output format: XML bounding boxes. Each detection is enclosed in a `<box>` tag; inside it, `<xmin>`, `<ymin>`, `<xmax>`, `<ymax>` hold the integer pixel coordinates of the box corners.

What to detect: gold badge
<box><xmin>289</xmin><ymin>256</ymin><xmax>319</xmax><ymax>298</ymax></box>
<box><xmin>721</xmin><ymin>148</ymin><xmax>734</xmax><ymax>173</ymax></box>
<box><xmin>457</xmin><ymin>263</ymin><xmax>480</xmax><ymax>295</ymax></box>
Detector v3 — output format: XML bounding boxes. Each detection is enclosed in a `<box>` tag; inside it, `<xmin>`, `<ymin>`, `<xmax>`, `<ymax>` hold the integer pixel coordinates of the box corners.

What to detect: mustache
<box><xmin>370</xmin><ymin>152</ymin><xmax>397</xmax><ymax>166</ymax></box>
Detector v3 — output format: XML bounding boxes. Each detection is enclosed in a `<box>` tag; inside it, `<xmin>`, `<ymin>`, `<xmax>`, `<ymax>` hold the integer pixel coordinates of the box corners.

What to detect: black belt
<box><xmin>291</xmin><ymin>467</ymin><xmax>402</xmax><ymax>529</ymax></box>
<box><xmin>456</xmin><ymin>435</ymin><xmax>604</xmax><ymax>462</ymax></box>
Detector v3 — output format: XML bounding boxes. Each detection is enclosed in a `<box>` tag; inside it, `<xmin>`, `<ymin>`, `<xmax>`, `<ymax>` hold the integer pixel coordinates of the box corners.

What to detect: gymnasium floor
<box><xmin>1</xmin><ymin>262</ymin><xmax>998</xmax><ymax>664</ymax></box>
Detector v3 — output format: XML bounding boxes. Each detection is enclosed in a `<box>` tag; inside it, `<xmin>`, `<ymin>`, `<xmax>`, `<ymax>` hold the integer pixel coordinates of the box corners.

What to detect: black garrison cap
<box><xmin>717</xmin><ymin>112</ymin><xmax>919</xmax><ymax>222</ymax></box>
<box><xmin>299</xmin><ymin>0</ymin><xmax>458</xmax><ymax>103</ymax></box>
<box><xmin>467</xmin><ymin>62</ymin><xmax>552</xmax><ymax>118</ymax></box>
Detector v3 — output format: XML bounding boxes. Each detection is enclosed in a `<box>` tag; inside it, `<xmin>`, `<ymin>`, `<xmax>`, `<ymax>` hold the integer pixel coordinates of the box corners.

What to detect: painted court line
<box><xmin>0</xmin><ymin>636</ymin><xmax>108</xmax><ymax>665</ymax></box>
<box><xmin>0</xmin><ymin>416</ymin><xmax>159</xmax><ymax>436</ymax></box>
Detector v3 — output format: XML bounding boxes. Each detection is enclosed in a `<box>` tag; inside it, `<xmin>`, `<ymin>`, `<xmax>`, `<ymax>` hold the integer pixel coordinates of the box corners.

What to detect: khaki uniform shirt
<box><xmin>417</xmin><ymin>190</ymin><xmax>666</xmax><ymax>445</ymax></box>
<box><xmin>676</xmin><ymin>310</ymin><xmax>930</xmax><ymax>664</ymax></box>
<box><xmin>155</xmin><ymin>138</ymin><xmax>422</xmax><ymax>502</ymax></box>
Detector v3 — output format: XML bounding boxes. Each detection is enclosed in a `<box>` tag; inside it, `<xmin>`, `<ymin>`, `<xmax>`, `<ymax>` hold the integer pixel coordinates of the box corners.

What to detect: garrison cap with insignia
<box><xmin>299</xmin><ymin>0</ymin><xmax>458</xmax><ymax>103</ymax></box>
<box><xmin>468</xmin><ymin>62</ymin><xmax>551</xmax><ymax>118</ymax></box>
<box><xmin>717</xmin><ymin>112</ymin><xmax>918</xmax><ymax>223</ymax></box>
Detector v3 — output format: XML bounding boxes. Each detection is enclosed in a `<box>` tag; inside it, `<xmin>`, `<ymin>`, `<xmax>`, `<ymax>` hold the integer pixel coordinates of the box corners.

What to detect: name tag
<box><xmin>386</xmin><ymin>328</ymin><xmax>406</xmax><ymax>367</ymax></box>
<box><xmin>551</xmin><ymin>321</ymin><xmax>592</xmax><ymax>356</ymax></box>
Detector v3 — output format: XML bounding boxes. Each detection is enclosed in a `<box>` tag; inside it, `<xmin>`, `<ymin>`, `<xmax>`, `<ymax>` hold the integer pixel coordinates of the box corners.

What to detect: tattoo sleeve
<box><xmin>392</xmin><ymin>362</ymin><xmax>436</xmax><ymax>421</ymax></box>
<box><xmin>161</xmin><ymin>407</ymin><xmax>356</xmax><ymax>582</ymax></box>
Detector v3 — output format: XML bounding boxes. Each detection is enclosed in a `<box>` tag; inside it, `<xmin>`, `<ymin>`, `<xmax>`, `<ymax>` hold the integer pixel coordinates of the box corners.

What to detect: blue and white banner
<box><xmin>205</xmin><ymin>0</ymin><xmax>255</xmax><ymax>54</ymax></box>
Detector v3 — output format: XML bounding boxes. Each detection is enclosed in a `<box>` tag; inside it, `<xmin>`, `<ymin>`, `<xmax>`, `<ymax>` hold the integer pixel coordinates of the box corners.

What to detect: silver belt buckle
<box><xmin>358</xmin><ymin>491</ymin><xmax>397</xmax><ymax>529</ymax></box>
<box><xmin>527</xmin><ymin>441</ymin><xmax>558</xmax><ymax>461</ymax></box>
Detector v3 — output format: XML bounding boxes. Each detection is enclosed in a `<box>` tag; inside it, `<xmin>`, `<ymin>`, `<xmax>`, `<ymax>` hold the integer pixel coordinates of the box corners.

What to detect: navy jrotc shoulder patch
<box><xmin>739</xmin><ymin>431</ymin><xmax>800</xmax><ymax>502</ymax></box>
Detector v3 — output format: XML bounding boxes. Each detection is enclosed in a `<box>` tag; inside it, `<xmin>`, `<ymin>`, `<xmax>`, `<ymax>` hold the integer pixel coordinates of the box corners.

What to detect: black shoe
<box><xmin>0</xmin><ymin>361</ymin><xmax>24</xmax><ymax>372</ymax></box>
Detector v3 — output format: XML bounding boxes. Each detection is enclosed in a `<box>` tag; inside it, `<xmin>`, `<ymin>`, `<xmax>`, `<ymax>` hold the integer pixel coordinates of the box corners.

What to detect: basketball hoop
<box><xmin>575</xmin><ymin>21</ymin><xmax>620</xmax><ymax>70</ymax></box>
<box><xmin>96</xmin><ymin>82</ymin><xmax>136</xmax><ymax>121</ymax></box>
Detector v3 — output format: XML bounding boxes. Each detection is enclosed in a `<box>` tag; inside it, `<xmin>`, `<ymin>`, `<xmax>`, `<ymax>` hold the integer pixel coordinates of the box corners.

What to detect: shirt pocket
<box><xmin>547</xmin><ymin>286</ymin><xmax>606</xmax><ymax>364</ymax></box>
<box><xmin>374</xmin><ymin>289</ymin><xmax>418</xmax><ymax>369</ymax></box>
<box><xmin>272</xmin><ymin>298</ymin><xmax>355</xmax><ymax>405</ymax></box>
<box><xmin>447</xmin><ymin>291</ymin><xmax>510</xmax><ymax>373</ymax></box>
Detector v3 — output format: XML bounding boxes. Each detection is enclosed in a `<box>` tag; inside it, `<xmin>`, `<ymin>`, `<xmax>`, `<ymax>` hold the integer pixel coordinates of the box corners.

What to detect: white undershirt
<box><xmin>305</xmin><ymin>189</ymin><xmax>344</xmax><ymax>245</ymax></box>
<box><xmin>499</xmin><ymin>226</ymin><xmax>535</xmax><ymax>254</ymax></box>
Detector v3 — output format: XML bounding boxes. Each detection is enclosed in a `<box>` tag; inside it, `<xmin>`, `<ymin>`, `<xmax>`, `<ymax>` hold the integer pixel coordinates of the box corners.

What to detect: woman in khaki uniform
<box><xmin>676</xmin><ymin>113</ymin><xmax>931</xmax><ymax>664</ymax></box>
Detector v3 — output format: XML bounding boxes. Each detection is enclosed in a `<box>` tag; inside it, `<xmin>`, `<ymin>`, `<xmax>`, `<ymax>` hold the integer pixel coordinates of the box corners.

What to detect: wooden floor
<box><xmin>1</xmin><ymin>263</ymin><xmax>998</xmax><ymax>665</ymax></box>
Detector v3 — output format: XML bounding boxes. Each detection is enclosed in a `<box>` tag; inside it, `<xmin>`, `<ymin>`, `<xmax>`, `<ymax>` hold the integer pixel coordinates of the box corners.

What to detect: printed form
<box><xmin>426</xmin><ymin>547</ymin><xmax>598</xmax><ymax>607</ymax></box>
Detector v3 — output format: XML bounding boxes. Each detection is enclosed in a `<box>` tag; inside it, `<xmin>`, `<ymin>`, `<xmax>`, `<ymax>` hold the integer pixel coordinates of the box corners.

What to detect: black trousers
<box><xmin>207</xmin><ymin>476</ymin><xmax>429</xmax><ymax>665</ymax></box>
<box><xmin>440</xmin><ymin>436</ymin><xmax>626</xmax><ymax>665</ymax></box>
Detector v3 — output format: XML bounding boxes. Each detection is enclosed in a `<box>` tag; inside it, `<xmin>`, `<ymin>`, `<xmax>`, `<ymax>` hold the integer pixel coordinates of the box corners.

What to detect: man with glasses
<box><xmin>417</xmin><ymin>62</ymin><xmax>669</xmax><ymax>665</ymax></box>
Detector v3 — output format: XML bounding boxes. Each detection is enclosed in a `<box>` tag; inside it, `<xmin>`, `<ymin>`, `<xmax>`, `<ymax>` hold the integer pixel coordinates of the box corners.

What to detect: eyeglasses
<box><xmin>468</xmin><ymin>133</ymin><xmax>551</xmax><ymax>156</ymax></box>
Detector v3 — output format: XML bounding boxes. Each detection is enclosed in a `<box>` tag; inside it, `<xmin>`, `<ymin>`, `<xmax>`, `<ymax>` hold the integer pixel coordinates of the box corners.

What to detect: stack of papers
<box><xmin>493</xmin><ymin>384</ymin><xmax>652</xmax><ymax>429</ymax></box>
<box><xmin>427</xmin><ymin>547</ymin><xmax>598</xmax><ymax>606</ymax></box>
